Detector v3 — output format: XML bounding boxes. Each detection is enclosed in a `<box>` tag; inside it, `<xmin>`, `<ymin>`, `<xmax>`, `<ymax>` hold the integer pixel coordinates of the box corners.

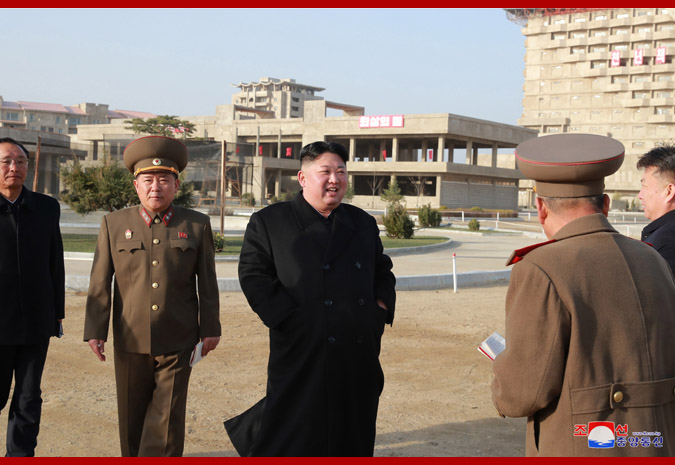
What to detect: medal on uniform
<box><xmin>125</xmin><ymin>229</ymin><xmax>133</xmax><ymax>239</ymax></box>
<box><xmin>179</xmin><ymin>232</ymin><xmax>188</xmax><ymax>238</ymax></box>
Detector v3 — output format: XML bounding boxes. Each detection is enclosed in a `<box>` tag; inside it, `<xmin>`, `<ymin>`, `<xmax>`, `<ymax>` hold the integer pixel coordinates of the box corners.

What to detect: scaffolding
<box><xmin>504</xmin><ymin>8</ymin><xmax>609</xmax><ymax>26</ymax></box>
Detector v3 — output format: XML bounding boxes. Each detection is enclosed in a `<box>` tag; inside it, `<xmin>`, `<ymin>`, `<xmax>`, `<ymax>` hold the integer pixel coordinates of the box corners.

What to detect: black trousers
<box><xmin>0</xmin><ymin>339</ymin><xmax>50</xmax><ymax>457</ymax></box>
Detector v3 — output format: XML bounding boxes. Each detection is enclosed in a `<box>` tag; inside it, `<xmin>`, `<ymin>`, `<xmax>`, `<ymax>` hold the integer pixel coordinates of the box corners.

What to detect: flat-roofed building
<box><xmin>0</xmin><ymin>96</ymin><xmax>155</xmax><ymax>136</ymax></box>
<box><xmin>74</xmin><ymin>81</ymin><xmax>537</xmax><ymax>211</ymax></box>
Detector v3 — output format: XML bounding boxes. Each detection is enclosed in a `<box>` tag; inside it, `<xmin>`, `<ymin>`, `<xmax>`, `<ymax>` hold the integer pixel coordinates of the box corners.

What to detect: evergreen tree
<box><xmin>380</xmin><ymin>176</ymin><xmax>404</xmax><ymax>204</ymax></box>
<box><xmin>125</xmin><ymin>115</ymin><xmax>196</xmax><ymax>138</ymax></box>
<box><xmin>61</xmin><ymin>158</ymin><xmax>195</xmax><ymax>214</ymax></box>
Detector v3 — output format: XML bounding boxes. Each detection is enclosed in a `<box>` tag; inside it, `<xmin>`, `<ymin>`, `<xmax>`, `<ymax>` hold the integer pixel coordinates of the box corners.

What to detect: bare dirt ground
<box><xmin>1</xmin><ymin>287</ymin><xmax>525</xmax><ymax>457</ymax></box>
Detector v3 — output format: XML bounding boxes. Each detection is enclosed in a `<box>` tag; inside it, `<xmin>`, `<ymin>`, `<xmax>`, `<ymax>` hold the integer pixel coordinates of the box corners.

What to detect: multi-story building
<box><xmin>230</xmin><ymin>77</ymin><xmax>328</xmax><ymax>119</ymax></box>
<box><xmin>0</xmin><ymin>96</ymin><xmax>154</xmax><ymax>135</ymax></box>
<box><xmin>506</xmin><ymin>8</ymin><xmax>675</xmax><ymax>206</ymax></box>
<box><xmin>0</xmin><ymin>97</ymin><xmax>154</xmax><ymax>196</ymax></box>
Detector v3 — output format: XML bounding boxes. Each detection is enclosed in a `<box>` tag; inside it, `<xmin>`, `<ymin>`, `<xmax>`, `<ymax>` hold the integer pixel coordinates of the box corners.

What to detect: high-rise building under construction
<box><xmin>507</xmin><ymin>8</ymin><xmax>675</xmax><ymax>204</ymax></box>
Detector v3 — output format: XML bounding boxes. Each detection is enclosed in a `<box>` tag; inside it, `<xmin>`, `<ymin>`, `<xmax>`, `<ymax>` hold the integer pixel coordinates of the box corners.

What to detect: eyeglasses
<box><xmin>0</xmin><ymin>158</ymin><xmax>29</xmax><ymax>168</ymax></box>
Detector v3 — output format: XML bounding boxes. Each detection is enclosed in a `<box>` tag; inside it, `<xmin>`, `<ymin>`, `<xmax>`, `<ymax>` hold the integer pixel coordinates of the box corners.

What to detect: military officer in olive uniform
<box><xmin>84</xmin><ymin>136</ymin><xmax>221</xmax><ymax>457</ymax></box>
<box><xmin>491</xmin><ymin>134</ymin><xmax>675</xmax><ymax>456</ymax></box>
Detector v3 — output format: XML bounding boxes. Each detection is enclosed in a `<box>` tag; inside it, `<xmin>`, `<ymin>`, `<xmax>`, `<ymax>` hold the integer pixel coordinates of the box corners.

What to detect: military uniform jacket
<box><xmin>641</xmin><ymin>208</ymin><xmax>675</xmax><ymax>274</ymax></box>
<box><xmin>0</xmin><ymin>187</ymin><xmax>64</xmax><ymax>344</ymax></box>
<box><xmin>225</xmin><ymin>192</ymin><xmax>396</xmax><ymax>456</ymax></box>
<box><xmin>492</xmin><ymin>214</ymin><xmax>675</xmax><ymax>456</ymax></box>
<box><xmin>84</xmin><ymin>205</ymin><xmax>220</xmax><ymax>355</ymax></box>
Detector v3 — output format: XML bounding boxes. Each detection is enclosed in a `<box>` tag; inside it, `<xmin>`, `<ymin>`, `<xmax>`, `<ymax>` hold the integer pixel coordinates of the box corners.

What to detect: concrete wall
<box><xmin>440</xmin><ymin>181</ymin><xmax>518</xmax><ymax>210</ymax></box>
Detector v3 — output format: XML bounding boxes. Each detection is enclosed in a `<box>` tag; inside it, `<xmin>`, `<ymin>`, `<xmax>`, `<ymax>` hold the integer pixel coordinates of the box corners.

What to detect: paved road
<box><xmin>61</xmin><ymin>205</ymin><xmax>652</xmax><ymax>279</ymax></box>
<box><xmin>64</xmin><ymin>229</ymin><xmax>540</xmax><ymax>279</ymax></box>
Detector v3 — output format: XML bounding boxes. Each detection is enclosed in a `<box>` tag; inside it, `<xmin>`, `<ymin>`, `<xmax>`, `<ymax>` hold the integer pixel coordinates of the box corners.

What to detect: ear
<box><xmin>535</xmin><ymin>197</ymin><xmax>547</xmax><ymax>225</ymax></box>
<box><xmin>601</xmin><ymin>194</ymin><xmax>610</xmax><ymax>216</ymax></box>
<box><xmin>174</xmin><ymin>177</ymin><xmax>180</xmax><ymax>189</ymax></box>
<box><xmin>297</xmin><ymin>169</ymin><xmax>305</xmax><ymax>188</ymax></box>
<box><xmin>665</xmin><ymin>182</ymin><xmax>675</xmax><ymax>203</ymax></box>
<box><xmin>133</xmin><ymin>179</ymin><xmax>139</xmax><ymax>192</ymax></box>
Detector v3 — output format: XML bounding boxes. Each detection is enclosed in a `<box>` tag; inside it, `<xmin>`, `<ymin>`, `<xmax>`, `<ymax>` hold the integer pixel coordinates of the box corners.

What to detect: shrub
<box><xmin>418</xmin><ymin>204</ymin><xmax>442</xmax><ymax>228</ymax></box>
<box><xmin>241</xmin><ymin>192</ymin><xmax>256</xmax><ymax>207</ymax></box>
<box><xmin>468</xmin><ymin>219</ymin><xmax>480</xmax><ymax>231</ymax></box>
<box><xmin>269</xmin><ymin>191</ymin><xmax>297</xmax><ymax>204</ymax></box>
<box><xmin>213</xmin><ymin>232</ymin><xmax>226</xmax><ymax>252</ymax></box>
<box><xmin>469</xmin><ymin>206</ymin><xmax>483</xmax><ymax>212</ymax></box>
<box><xmin>383</xmin><ymin>203</ymin><xmax>415</xmax><ymax>239</ymax></box>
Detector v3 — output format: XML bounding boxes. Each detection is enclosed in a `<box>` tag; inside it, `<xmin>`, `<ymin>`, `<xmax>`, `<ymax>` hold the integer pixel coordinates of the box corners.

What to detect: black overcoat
<box><xmin>225</xmin><ymin>192</ymin><xmax>396</xmax><ymax>456</ymax></box>
<box><xmin>0</xmin><ymin>187</ymin><xmax>65</xmax><ymax>345</ymax></box>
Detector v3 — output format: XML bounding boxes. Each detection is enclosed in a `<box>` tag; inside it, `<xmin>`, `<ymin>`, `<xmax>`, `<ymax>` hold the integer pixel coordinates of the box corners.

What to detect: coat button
<box><xmin>153</xmin><ymin>238</ymin><xmax>160</xmax><ymax>245</ymax></box>
<box><xmin>358</xmin><ymin>298</ymin><xmax>364</xmax><ymax>305</ymax></box>
<box><xmin>355</xmin><ymin>261</ymin><xmax>361</xmax><ymax>269</ymax></box>
<box><xmin>357</xmin><ymin>336</ymin><xmax>364</xmax><ymax>343</ymax></box>
<box><xmin>324</xmin><ymin>299</ymin><xmax>332</xmax><ymax>307</ymax></box>
<box><xmin>152</xmin><ymin>260</ymin><xmax>159</xmax><ymax>267</ymax></box>
<box><xmin>152</xmin><ymin>282</ymin><xmax>159</xmax><ymax>289</ymax></box>
<box><xmin>154</xmin><ymin>218</ymin><xmax>161</xmax><ymax>224</ymax></box>
<box><xmin>613</xmin><ymin>391</ymin><xmax>624</xmax><ymax>403</ymax></box>
<box><xmin>151</xmin><ymin>304</ymin><xmax>159</xmax><ymax>311</ymax></box>
<box><xmin>328</xmin><ymin>336</ymin><xmax>336</xmax><ymax>344</ymax></box>
<box><xmin>323</xmin><ymin>263</ymin><xmax>330</xmax><ymax>270</ymax></box>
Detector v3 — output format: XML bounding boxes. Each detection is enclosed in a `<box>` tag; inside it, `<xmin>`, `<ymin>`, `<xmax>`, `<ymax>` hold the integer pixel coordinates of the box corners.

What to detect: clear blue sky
<box><xmin>2</xmin><ymin>8</ymin><xmax>526</xmax><ymax>125</ymax></box>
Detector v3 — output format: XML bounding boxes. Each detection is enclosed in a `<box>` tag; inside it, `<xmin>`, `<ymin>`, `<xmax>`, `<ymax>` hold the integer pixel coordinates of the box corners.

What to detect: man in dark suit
<box><xmin>225</xmin><ymin>141</ymin><xmax>396</xmax><ymax>456</ymax></box>
<box><xmin>0</xmin><ymin>137</ymin><xmax>64</xmax><ymax>457</ymax></box>
<box><xmin>84</xmin><ymin>136</ymin><xmax>221</xmax><ymax>456</ymax></box>
<box><xmin>637</xmin><ymin>145</ymin><xmax>675</xmax><ymax>272</ymax></box>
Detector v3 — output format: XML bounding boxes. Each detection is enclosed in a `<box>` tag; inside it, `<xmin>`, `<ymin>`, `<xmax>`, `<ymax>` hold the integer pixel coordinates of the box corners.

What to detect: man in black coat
<box><xmin>225</xmin><ymin>141</ymin><xmax>396</xmax><ymax>456</ymax></box>
<box><xmin>0</xmin><ymin>138</ymin><xmax>64</xmax><ymax>456</ymax></box>
<box><xmin>637</xmin><ymin>145</ymin><xmax>675</xmax><ymax>272</ymax></box>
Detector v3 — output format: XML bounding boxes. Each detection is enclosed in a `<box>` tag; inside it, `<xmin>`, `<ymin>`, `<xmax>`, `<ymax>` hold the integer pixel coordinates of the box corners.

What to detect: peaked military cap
<box><xmin>123</xmin><ymin>136</ymin><xmax>188</xmax><ymax>177</ymax></box>
<box><xmin>515</xmin><ymin>133</ymin><xmax>625</xmax><ymax>198</ymax></box>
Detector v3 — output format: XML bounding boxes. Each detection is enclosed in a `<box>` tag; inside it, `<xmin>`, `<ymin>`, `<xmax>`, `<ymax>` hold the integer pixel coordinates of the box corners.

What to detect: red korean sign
<box><xmin>359</xmin><ymin>115</ymin><xmax>404</xmax><ymax>129</ymax></box>
<box><xmin>611</xmin><ymin>50</ymin><xmax>621</xmax><ymax>67</ymax></box>
<box><xmin>656</xmin><ymin>46</ymin><xmax>667</xmax><ymax>65</ymax></box>
<box><xmin>634</xmin><ymin>49</ymin><xmax>644</xmax><ymax>66</ymax></box>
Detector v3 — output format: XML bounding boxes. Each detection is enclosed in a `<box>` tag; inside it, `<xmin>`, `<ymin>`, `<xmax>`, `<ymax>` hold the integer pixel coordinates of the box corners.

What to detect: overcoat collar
<box><xmin>506</xmin><ymin>214</ymin><xmax>616</xmax><ymax>266</ymax></box>
<box><xmin>642</xmin><ymin>208</ymin><xmax>675</xmax><ymax>239</ymax></box>
<box><xmin>291</xmin><ymin>191</ymin><xmax>356</xmax><ymax>263</ymax></box>
<box><xmin>552</xmin><ymin>213</ymin><xmax>617</xmax><ymax>241</ymax></box>
<box><xmin>0</xmin><ymin>186</ymin><xmax>35</xmax><ymax>212</ymax></box>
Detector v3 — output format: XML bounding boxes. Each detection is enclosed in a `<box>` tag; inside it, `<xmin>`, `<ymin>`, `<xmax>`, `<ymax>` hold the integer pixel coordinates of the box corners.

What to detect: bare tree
<box><xmin>367</xmin><ymin>173</ymin><xmax>387</xmax><ymax>208</ymax></box>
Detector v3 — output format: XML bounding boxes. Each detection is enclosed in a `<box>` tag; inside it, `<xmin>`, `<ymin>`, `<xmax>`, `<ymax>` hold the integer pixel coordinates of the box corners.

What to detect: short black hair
<box><xmin>0</xmin><ymin>137</ymin><xmax>30</xmax><ymax>158</ymax></box>
<box><xmin>540</xmin><ymin>195</ymin><xmax>605</xmax><ymax>214</ymax></box>
<box><xmin>637</xmin><ymin>145</ymin><xmax>675</xmax><ymax>182</ymax></box>
<box><xmin>300</xmin><ymin>141</ymin><xmax>348</xmax><ymax>165</ymax></box>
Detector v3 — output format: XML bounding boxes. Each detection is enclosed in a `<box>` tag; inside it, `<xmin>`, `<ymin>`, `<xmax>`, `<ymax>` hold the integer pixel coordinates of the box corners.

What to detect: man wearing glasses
<box><xmin>0</xmin><ymin>137</ymin><xmax>65</xmax><ymax>456</ymax></box>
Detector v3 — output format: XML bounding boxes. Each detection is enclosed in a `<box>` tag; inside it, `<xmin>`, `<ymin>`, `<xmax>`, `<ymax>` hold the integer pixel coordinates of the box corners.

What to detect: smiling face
<box><xmin>0</xmin><ymin>142</ymin><xmax>28</xmax><ymax>200</ymax></box>
<box><xmin>133</xmin><ymin>171</ymin><xmax>179</xmax><ymax>213</ymax></box>
<box><xmin>639</xmin><ymin>166</ymin><xmax>674</xmax><ymax>221</ymax></box>
<box><xmin>297</xmin><ymin>151</ymin><xmax>347</xmax><ymax>216</ymax></box>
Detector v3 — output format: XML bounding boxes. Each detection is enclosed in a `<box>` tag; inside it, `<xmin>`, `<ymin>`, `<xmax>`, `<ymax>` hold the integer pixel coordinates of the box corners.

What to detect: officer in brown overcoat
<box><xmin>83</xmin><ymin>136</ymin><xmax>221</xmax><ymax>457</ymax></box>
<box><xmin>492</xmin><ymin>134</ymin><xmax>675</xmax><ymax>456</ymax></box>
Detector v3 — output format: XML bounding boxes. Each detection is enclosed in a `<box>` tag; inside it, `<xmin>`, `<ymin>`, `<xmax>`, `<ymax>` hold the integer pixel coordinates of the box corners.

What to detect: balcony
<box><xmin>648</xmin><ymin>114</ymin><xmax>675</xmax><ymax>123</ymax></box>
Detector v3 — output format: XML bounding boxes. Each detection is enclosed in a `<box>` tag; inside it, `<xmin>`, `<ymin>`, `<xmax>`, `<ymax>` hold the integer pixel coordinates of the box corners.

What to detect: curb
<box><xmin>383</xmin><ymin>238</ymin><xmax>452</xmax><ymax>256</ymax></box>
<box><xmin>62</xmin><ymin>239</ymin><xmax>455</xmax><ymax>261</ymax></box>
<box><xmin>65</xmin><ymin>269</ymin><xmax>511</xmax><ymax>293</ymax></box>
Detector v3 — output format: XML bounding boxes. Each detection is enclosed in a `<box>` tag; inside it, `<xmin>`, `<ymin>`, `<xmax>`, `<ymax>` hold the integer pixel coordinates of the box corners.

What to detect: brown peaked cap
<box><xmin>123</xmin><ymin>136</ymin><xmax>188</xmax><ymax>177</ymax></box>
<box><xmin>516</xmin><ymin>133</ymin><xmax>624</xmax><ymax>198</ymax></box>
